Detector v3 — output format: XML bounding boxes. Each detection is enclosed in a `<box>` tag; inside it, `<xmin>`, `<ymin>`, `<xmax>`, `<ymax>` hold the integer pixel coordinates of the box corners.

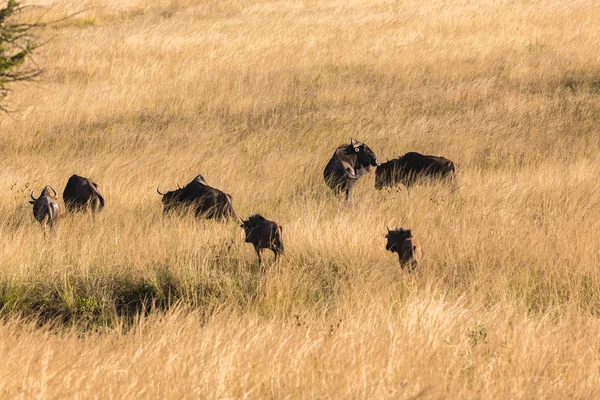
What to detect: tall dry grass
<box><xmin>0</xmin><ymin>0</ymin><xmax>599</xmax><ymax>397</ymax></box>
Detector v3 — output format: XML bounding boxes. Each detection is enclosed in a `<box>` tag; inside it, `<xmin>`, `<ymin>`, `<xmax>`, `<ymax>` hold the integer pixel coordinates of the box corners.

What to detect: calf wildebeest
<box><xmin>157</xmin><ymin>174</ymin><xmax>237</xmax><ymax>220</ymax></box>
<box><xmin>385</xmin><ymin>227</ymin><xmax>423</xmax><ymax>272</ymax></box>
<box><xmin>30</xmin><ymin>186</ymin><xmax>61</xmax><ymax>229</ymax></box>
<box><xmin>375</xmin><ymin>152</ymin><xmax>456</xmax><ymax>190</ymax></box>
<box><xmin>324</xmin><ymin>137</ymin><xmax>380</xmax><ymax>201</ymax></box>
<box><xmin>240</xmin><ymin>214</ymin><xmax>284</xmax><ymax>266</ymax></box>
<box><xmin>63</xmin><ymin>174</ymin><xmax>105</xmax><ymax>212</ymax></box>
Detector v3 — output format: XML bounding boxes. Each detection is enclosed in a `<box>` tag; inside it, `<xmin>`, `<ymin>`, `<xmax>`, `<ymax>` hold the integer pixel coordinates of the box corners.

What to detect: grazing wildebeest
<box><xmin>240</xmin><ymin>214</ymin><xmax>284</xmax><ymax>266</ymax></box>
<box><xmin>375</xmin><ymin>152</ymin><xmax>456</xmax><ymax>190</ymax></box>
<box><xmin>30</xmin><ymin>186</ymin><xmax>61</xmax><ymax>229</ymax></box>
<box><xmin>385</xmin><ymin>227</ymin><xmax>423</xmax><ymax>271</ymax></box>
<box><xmin>324</xmin><ymin>137</ymin><xmax>380</xmax><ymax>201</ymax></box>
<box><xmin>157</xmin><ymin>174</ymin><xmax>237</xmax><ymax>220</ymax></box>
<box><xmin>63</xmin><ymin>174</ymin><xmax>105</xmax><ymax>212</ymax></box>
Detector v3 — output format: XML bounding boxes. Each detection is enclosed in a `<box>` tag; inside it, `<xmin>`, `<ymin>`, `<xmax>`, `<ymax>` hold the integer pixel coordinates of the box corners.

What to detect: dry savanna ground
<box><xmin>0</xmin><ymin>0</ymin><xmax>599</xmax><ymax>397</ymax></box>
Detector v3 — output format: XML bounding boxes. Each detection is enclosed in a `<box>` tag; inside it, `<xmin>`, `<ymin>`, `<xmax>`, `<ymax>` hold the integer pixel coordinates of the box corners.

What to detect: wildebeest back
<box><xmin>63</xmin><ymin>174</ymin><xmax>105</xmax><ymax>212</ymax></box>
<box><xmin>160</xmin><ymin>174</ymin><xmax>236</xmax><ymax>220</ymax></box>
<box><xmin>375</xmin><ymin>152</ymin><xmax>456</xmax><ymax>189</ymax></box>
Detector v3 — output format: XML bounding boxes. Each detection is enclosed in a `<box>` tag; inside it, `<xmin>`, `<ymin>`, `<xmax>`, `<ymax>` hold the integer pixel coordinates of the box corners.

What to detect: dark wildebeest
<box><xmin>157</xmin><ymin>174</ymin><xmax>237</xmax><ymax>220</ymax></box>
<box><xmin>324</xmin><ymin>137</ymin><xmax>380</xmax><ymax>201</ymax></box>
<box><xmin>63</xmin><ymin>174</ymin><xmax>105</xmax><ymax>212</ymax></box>
<box><xmin>375</xmin><ymin>152</ymin><xmax>456</xmax><ymax>190</ymax></box>
<box><xmin>30</xmin><ymin>186</ymin><xmax>61</xmax><ymax>229</ymax></box>
<box><xmin>240</xmin><ymin>214</ymin><xmax>284</xmax><ymax>266</ymax></box>
<box><xmin>385</xmin><ymin>227</ymin><xmax>423</xmax><ymax>272</ymax></box>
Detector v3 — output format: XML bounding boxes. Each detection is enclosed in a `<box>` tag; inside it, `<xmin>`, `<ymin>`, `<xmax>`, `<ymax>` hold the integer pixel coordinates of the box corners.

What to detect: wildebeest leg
<box><xmin>42</xmin><ymin>215</ymin><xmax>50</xmax><ymax>237</ymax></box>
<box><xmin>272</xmin><ymin>249</ymin><xmax>283</xmax><ymax>273</ymax></box>
<box><xmin>449</xmin><ymin>173</ymin><xmax>461</xmax><ymax>194</ymax></box>
<box><xmin>254</xmin><ymin>247</ymin><xmax>263</xmax><ymax>268</ymax></box>
<box><xmin>409</xmin><ymin>260</ymin><xmax>418</xmax><ymax>272</ymax></box>
<box><xmin>399</xmin><ymin>255</ymin><xmax>409</xmax><ymax>271</ymax></box>
<box><xmin>345</xmin><ymin>186</ymin><xmax>354</xmax><ymax>206</ymax></box>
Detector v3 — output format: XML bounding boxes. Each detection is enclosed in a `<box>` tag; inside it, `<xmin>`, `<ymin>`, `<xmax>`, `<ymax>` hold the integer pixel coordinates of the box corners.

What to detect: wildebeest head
<box><xmin>240</xmin><ymin>214</ymin><xmax>266</xmax><ymax>232</ymax></box>
<box><xmin>375</xmin><ymin>158</ymin><xmax>395</xmax><ymax>190</ymax></box>
<box><xmin>323</xmin><ymin>138</ymin><xmax>380</xmax><ymax>200</ymax></box>
<box><xmin>349</xmin><ymin>137</ymin><xmax>380</xmax><ymax>170</ymax></box>
<box><xmin>385</xmin><ymin>227</ymin><xmax>413</xmax><ymax>252</ymax></box>
<box><xmin>385</xmin><ymin>227</ymin><xmax>423</xmax><ymax>271</ymax></box>
<box><xmin>157</xmin><ymin>185</ymin><xmax>183</xmax><ymax>213</ymax></box>
<box><xmin>29</xmin><ymin>186</ymin><xmax>57</xmax><ymax>204</ymax></box>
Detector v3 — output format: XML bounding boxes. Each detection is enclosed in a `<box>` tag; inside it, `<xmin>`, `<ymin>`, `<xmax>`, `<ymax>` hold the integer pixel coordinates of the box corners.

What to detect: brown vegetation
<box><xmin>0</xmin><ymin>0</ymin><xmax>599</xmax><ymax>397</ymax></box>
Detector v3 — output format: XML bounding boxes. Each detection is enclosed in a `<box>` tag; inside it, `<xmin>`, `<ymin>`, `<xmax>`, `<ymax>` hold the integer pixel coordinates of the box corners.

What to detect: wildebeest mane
<box><xmin>246</xmin><ymin>214</ymin><xmax>267</xmax><ymax>224</ymax></box>
<box><xmin>387</xmin><ymin>228</ymin><xmax>412</xmax><ymax>240</ymax></box>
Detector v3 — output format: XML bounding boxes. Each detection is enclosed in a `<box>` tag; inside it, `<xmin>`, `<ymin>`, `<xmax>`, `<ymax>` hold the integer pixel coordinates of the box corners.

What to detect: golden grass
<box><xmin>0</xmin><ymin>0</ymin><xmax>599</xmax><ymax>397</ymax></box>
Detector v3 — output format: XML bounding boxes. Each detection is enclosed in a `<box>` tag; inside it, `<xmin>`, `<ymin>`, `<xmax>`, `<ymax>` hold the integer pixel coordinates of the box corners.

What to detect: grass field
<box><xmin>0</xmin><ymin>0</ymin><xmax>600</xmax><ymax>397</ymax></box>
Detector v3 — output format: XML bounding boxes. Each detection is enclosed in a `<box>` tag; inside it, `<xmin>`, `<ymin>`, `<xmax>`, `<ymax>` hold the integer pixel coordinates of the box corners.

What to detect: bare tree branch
<box><xmin>0</xmin><ymin>0</ymin><xmax>44</xmax><ymax>113</ymax></box>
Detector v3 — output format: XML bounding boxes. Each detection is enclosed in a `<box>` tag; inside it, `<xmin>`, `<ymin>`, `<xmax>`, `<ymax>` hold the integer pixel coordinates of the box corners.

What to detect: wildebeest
<box><xmin>30</xmin><ymin>186</ymin><xmax>61</xmax><ymax>229</ymax></box>
<box><xmin>385</xmin><ymin>227</ymin><xmax>423</xmax><ymax>271</ymax></box>
<box><xmin>157</xmin><ymin>174</ymin><xmax>237</xmax><ymax>220</ymax></box>
<box><xmin>240</xmin><ymin>214</ymin><xmax>284</xmax><ymax>265</ymax></box>
<box><xmin>63</xmin><ymin>174</ymin><xmax>105</xmax><ymax>212</ymax></box>
<box><xmin>375</xmin><ymin>152</ymin><xmax>456</xmax><ymax>190</ymax></box>
<box><xmin>324</xmin><ymin>137</ymin><xmax>380</xmax><ymax>200</ymax></box>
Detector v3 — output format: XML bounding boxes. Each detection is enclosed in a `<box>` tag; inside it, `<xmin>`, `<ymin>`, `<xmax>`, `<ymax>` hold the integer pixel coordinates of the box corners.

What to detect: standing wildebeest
<box><xmin>157</xmin><ymin>174</ymin><xmax>237</xmax><ymax>220</ymax></box>
<box><xmin>240</xmin><ymin>214</ymin><xmax>284</xmax><ymax>266</ymax></box>
<box><xmin>30</xmin><ymin>186</ymin><xmax>61</xmax><ymax>229</ymax></box>
<box><xmin>385</xmin><ymin>227</ymin><xmax>423</xmax><ymax>272</ymax></box>
<box><xmin>324</xmin><ymin>137</ymin><xmax>380</xmax><ymax>201</ymax></box>
<box><xmin>63</xmin><ymin>174</ymin><xmax>105</xmax><ymax>212</ymax></box>
<box><xmin>375</xmin><ymin>152</ymin><xmax>456</xmax><ymax>190</ymax></box>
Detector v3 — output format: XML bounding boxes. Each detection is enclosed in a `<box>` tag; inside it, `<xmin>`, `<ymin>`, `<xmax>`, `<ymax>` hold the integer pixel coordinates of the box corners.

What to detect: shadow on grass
<box><xmin>0</xmin><ymin>266</ymin><xmax>185</xmax><ymax>329</ymax></box>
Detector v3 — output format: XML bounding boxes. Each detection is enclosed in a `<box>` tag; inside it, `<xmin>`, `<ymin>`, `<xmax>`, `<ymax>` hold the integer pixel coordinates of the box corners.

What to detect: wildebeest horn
<box><xmin>177</xmin><ymin>183</ymin><xmax>181</xmax><ymax>189</ymax></box>
<box><xmin>48</xmin><ymin>186</ymin><xmax>57</xmax><ymax>197</ymax></box>
<box><xmin>157</xmin><ymin>186</ymin><xmax>166</xmax><ymax>195</ymax></box>
<box><xmin>386</xmin><ymin>158</ymin><xmax>389</xmax><ymax>162</ymax></box>
<box><xmin>30</xmin><ymin>190</ymin><xmax>38</xmax><ymax>201</ymax></box>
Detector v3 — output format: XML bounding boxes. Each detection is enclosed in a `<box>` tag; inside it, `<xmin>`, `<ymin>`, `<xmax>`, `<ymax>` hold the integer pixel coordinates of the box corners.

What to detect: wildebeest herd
<box><xmin>28</xmin><ymin>138</ymin><xmax>456</xmax><ymax>270</ymax></box>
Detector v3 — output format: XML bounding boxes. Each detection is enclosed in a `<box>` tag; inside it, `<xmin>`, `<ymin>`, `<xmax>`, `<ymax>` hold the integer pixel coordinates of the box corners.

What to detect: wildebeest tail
<box><xmin>448</xmin><ymin>161</ymin><xmax>459</xmax><ymax>186</ymax></box>
<box><xmin>90</xmin><ymin>182</ymin><xmax>105</xmax><ymax>209</ymax></box>
<box><xmin>38</xmin><ymin>203</ymin><xmax>51</xmax><ymax>224</ymax></box>
<box><xmin>225</xmin><ymin>193</ymin><xmax>237</xmax><ymax>220</ymax></box>
<box><xmin>47</xmin><ymin>202</ymin><xmax>59</xmax><ymax>229</ymax></box>
<box><xmin>274</xmin><ymin>225</ymin><xmax>284</xmax><ymax>253</ymax></box>
<box><xmin>448</xmin><ymin>161</ymin><xmax>456</xmax><ymax>174</ymax></box>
